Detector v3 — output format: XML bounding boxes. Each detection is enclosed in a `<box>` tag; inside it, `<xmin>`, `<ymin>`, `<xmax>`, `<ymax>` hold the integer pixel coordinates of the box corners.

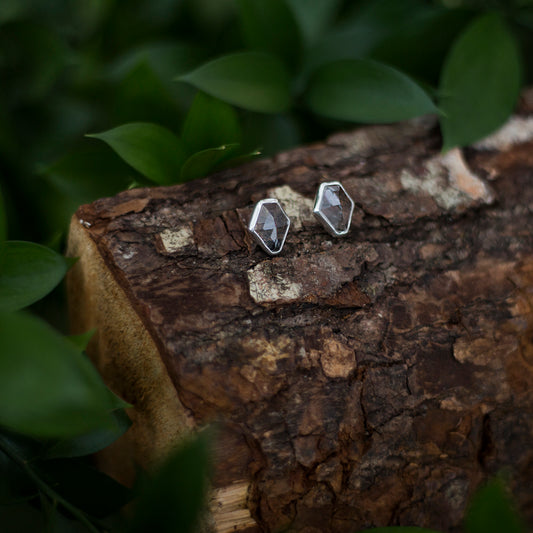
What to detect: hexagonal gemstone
<box><xmin>313</xmin><ymin>182</ymin><xmax>354</xmax><ymax>236</ymax></box>
<box><xmin>248</xmin><ymin>199</ymin><xmax>290</xmax><ymax>255</ymax></box>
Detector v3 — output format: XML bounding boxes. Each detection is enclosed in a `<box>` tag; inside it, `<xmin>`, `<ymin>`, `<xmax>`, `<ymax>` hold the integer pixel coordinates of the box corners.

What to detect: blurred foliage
<box><xmin>0</xmin><ymin>0</ymin><xmax>532</xmax><ymax>530</ymax></box>
<box><xmin>1</xmin><ymin>0</ymin><xmax>532</xmax><ymax>242</ymax></box>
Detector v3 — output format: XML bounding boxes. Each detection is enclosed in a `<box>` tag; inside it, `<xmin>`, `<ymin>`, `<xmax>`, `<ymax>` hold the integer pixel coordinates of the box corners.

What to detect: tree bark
<box><xmin>67</xmin><ymin>95</ymin><xmax>533</xmax><ymax>532</ymax></box>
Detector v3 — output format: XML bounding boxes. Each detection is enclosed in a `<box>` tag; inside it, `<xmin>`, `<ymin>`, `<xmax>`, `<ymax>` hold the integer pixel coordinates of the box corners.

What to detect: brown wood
<box><xmin>67</xmin><ymin>96</ymin><xmax>533</xmax><ymax>532</ymax></box>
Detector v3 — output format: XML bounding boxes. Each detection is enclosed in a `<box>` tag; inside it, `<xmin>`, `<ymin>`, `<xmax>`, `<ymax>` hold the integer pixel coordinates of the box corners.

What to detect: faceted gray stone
<box><xmin>248</xmin><ymin>199</ymin><xmax>290</xmax><ymax>255</ymax></box>
<box><xmin>313</xmin><ymin>182</ymin><xmax>354</xmax><ymax>236</ymax></box>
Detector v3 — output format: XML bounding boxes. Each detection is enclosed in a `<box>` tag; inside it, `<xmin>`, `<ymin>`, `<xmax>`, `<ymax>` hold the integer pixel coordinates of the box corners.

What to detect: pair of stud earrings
<box><xmin>248</xmin><ymin>181</ymin><xmax>355</xmax><ymax>256</ymax></box>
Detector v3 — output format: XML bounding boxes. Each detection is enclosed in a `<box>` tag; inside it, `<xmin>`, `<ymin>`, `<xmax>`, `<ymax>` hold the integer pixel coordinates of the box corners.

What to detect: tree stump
<box><xmin>67</xmin><ymin>96</ymin><xmax>533</xmax><ymax>532</ymax></box>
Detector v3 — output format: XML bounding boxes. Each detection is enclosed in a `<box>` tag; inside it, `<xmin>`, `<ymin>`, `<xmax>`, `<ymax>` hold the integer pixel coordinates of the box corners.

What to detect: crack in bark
<box><xmin>477</xmin><ymin>413</ymin><xmax>494</xmax><ymax>470</ymax></box>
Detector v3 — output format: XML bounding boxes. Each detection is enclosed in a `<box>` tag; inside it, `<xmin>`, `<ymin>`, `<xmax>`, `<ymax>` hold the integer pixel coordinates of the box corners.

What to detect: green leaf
<box><xmin>216</xmin><ymin>149</ymin><xmax>262</xmax><ymax>171</ymax></box>
<box><xmin>182</xmin><ymin>92</ymin><xmax>241</xmax><ymax>155</ymax></box>
<box><xmin>237</xmin><ymin>0</ymin><xmax>302</xmax><ymax>68</ymax></box>
<box><xmin>87</xmin><ymin>123</ymin><xmax>187</xmax><ymax>185</ymax></box>
<box><xmin>286</xmin><ymin>0</ymin><xmax>342</xmax><ymax>46</ymax></box>
<box><xmin>0</xmin><ymin>312</ymin><xmax>127</xmax><ymax>438</ymax></box>
<box><xmin>180</xmin><ymin>144</ymin><xmax>241</xmax><ymax>181</ymax></box>
<box><xmin>66</xmin><ymin>329</ymin><xmax>96</xmax><ymax>352</ymax></box>
<box><xmin>126</xmin><ymin>429</ymin><xmax>212</xmax><ymax>533</ymax></box>
<box><xmin>305</xmin><ymin>59</ymin><xmax>437</xmax><ymax>123</ymax></box>
<box><xmin>439</xmin><ymin>13</ymin><xmax>522</xmax><ymax>151</ymax></box>
<box><xmin>0</xmin><ymin>241</ymin><xmax>69</xmax><ymax>312</ymax></box>
<box><xmin>41</xmin><ymin>147</ymin><xmax>134</xmax><ymax>204</ymax></box>
<box><xmin>465</xmin><ymin>478</ymin><xmax>525</xmax><ymax>533</ymax></box>
<box><xmin>44</xmin><ymin>408</ymin><xmax>131</xmax><ymax>459</ymax></box>
<box><xmin>177</xmin><ymin>52</ymin><xmax>291</xmax><ymax>113</ymax></box>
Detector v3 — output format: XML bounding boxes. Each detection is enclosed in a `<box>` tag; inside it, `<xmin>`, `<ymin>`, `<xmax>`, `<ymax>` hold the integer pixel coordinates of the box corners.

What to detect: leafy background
<box><xmin>0</xmin><ymin>0</ymin><xmax>532</xmax><ymax>531</ymax></box>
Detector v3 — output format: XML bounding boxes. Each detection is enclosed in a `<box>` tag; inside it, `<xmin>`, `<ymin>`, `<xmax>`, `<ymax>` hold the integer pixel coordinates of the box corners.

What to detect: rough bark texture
<box><xmin>67</xmin><ymin>96</ymin><xmax>533</xmax><ymax>532</ymax></box>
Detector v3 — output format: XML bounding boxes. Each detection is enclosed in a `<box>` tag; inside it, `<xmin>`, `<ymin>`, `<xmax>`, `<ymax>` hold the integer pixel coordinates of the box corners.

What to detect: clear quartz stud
<box><xmin>248</xmin><ymin>199</ymin><xmax>290</xmax><ymax>255</ymax></box>
<box><xmin>313</xmin><ymin>181</ymin><xmax>354</xmax><ymax>236</ymax></box>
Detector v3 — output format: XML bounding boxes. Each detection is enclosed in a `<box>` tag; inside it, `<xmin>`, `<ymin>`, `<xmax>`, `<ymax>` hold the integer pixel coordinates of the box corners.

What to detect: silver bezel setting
<box><xmin>313</xmin><ymin>181</ymin><xmax>354</xmax><ymax>237</ymax></box>
<box><xmin>248</xmin><ymin>198</ymin><xmax>290</xmax><ymax>256</ymax></box>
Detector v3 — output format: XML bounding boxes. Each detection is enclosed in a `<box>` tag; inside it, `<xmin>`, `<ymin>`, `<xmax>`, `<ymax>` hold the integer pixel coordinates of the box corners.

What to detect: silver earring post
<box><xmin>313</xmin><ymin>181</ymin><xmax>354</xmax><ymax>237</ymax></box>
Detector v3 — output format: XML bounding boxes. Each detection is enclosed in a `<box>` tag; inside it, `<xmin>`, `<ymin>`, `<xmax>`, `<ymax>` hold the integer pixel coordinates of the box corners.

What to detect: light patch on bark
<box><xmin>159</xmin><ymin>226</ymin><xmax>194</xmax><ymax>253</ymax></box>
<box><xmin>247</xmin><ymin>262</ymin><xmax>304</xmax><ymax>303</ymax></box>
<box><xmin>453</xmin><ymin>337</ymin><xmax>500</xmax><ymax>367</ymax></box>
<box><xmin>442</xmin><ymin>148</ymin><xmax>495</xmax><ymax>204</ymax></box>
<box><xmin>333</xmin><ymin>124</ymin><xmax>406</xmax><ymax>156</ymax></box>
<box><xmin>330</xmin><ymin>118</ymin><xmax>435</xmax><ymax>158</ymax></box>
<box><xmin>107</xmin><ymin>197</ymin><xmax>149</xmax><ymax>218</ymax></box>
<box><xmin>401</xmin><ymin>148</ymin><xmax>493</xmax><ymax>210</ymax></box>
<box><xmin>267</xmin><ymin>185</ymin><xmax>314</xmax><ymax>231</ymax></box>
<box><xmin>319</xmin><ymin>338</ymin><xmax>356</xmax><ymax>378</ymax></box>
<box><xmin>400</xmin><ymin>165</ymin><xmax>465</xmax><ymax>211</ymax></box>
<box><xmin>474</xmin><ymin>116</ymin><xmax>533</xmax><ymax>151</ymax></box>
<box><xmin>453</xmin><ymin>334</ymin><xmax>517</xmax><ymax>370</ymax></box>
<box><xmin>241</xmin><ymin>336</ymin><xmax>292</xmax><ymax>374</ymax></box>
<box><xmin>337</xmin><ymin>128</ymin><xmax>379</xmax><ymax>155</ymax></box>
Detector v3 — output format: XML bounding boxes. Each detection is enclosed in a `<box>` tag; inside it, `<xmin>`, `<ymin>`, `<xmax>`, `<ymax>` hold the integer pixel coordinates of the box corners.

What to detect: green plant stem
<box><xmin>0</xmin><ymin>433</ymin><xmax>103</xmax><ymax>533</ymax></box>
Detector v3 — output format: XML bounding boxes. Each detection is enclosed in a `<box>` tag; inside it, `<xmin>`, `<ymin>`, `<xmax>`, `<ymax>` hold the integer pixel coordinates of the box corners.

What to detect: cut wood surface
<box><xmin>67</xmin><ymin>94</ymin><xmax>533</xmax><ymax>532</ymax></box>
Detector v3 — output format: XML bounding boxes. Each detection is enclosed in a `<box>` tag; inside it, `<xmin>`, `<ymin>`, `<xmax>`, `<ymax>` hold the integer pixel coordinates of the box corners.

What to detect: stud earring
<box><xmin>313</xmin><ymin>181</ymin><xmax>354</xmax><ymax>237</ymax></box>
<box><xmin>248</xmin><ymin>198</ymin><xmax>290</xmax><ymax>255</ymax></box>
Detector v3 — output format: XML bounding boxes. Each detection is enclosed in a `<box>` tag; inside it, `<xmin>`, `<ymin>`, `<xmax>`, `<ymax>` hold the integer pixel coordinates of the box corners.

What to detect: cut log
<box><xmin>67</xmin><ymin>97</ymin><xmax>533</xmax><ymax>532</ymax></box>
